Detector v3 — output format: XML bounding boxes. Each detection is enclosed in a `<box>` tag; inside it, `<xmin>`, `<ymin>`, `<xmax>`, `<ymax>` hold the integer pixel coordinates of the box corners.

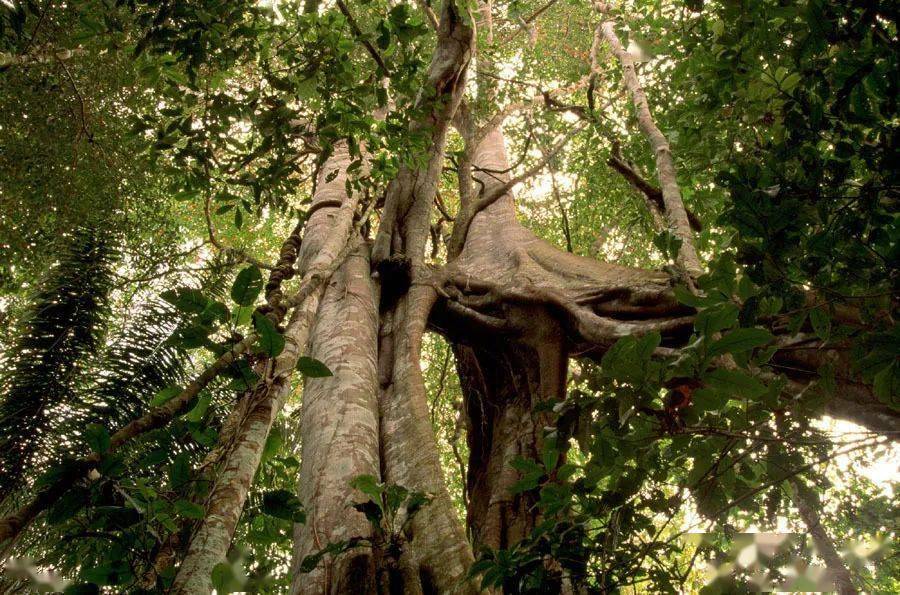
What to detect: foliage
<box><xmin>0</xmin><ymin>0</ymin><xmax>895</xmax><ymax>593</ymax></box>
<box><xmin>0</xmin><ymin>227</ymin><xmax>115</xmax><ymax>495</ymax></box>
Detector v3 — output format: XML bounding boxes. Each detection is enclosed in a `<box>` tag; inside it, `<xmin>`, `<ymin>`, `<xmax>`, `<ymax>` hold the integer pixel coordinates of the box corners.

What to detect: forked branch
<box><xmin>596</xmin><ymin>2</ymin><xmax>703</xmax><ymax>279</ymax></box>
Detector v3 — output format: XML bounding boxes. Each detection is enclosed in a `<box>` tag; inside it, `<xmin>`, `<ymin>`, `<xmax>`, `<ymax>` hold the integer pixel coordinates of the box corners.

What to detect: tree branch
<box><xmin>596</xmin><ymin>3</ymin><xmax>703</xmax><ymax>279</ymax></box>
<box><xmin>335</xmin><ymin>0</ymin><xmax>390</xmax><ymax>76</ymax></box>
<box><xmin>607</xmin><ymin>153</ymin><xmax>703</xmax><ymax>232</ymax></box>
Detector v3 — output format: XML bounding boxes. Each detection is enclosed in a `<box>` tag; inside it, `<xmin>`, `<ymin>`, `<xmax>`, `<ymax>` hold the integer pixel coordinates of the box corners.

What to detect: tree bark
<box><xmin>290</xmin><ymin>244</ymin><xmax>380</xmax><ymax>594</ymax></box>
<box><xmin>371</xmin><ymin>2</ymin><xmax>478</xmax><ymax>592</ymax></box>
<box><xmin>171</xmin><ymin>299</ymin><xmax>319</xmax><ymax>594</ymax></box>
<box><xmin>435</xmin><ymin>124</ymin><xmax>692</xmax><ymax>551</ymax></box>
<box><xmin>453</xmin><ymin>337</ymin><xmax>565</xmax><ymax>550</ymax></box>
<box><xmin>172</xmin><ymin>135</ymin><xmax>366</xmax><ymax>592</ymax></box>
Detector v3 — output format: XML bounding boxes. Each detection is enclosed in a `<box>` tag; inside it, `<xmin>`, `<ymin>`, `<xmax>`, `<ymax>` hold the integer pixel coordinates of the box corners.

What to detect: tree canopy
<box><xmin>0</xmin><ymin>1</ymin><xmax>896</xmax><ymax>593</ymax></box>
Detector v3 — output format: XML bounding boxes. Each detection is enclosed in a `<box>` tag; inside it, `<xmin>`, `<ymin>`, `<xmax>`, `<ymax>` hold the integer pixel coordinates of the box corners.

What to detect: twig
<box><xmin>335</xmin><ymin>0</ymin><xmax>390</xmax><ymax>75</ymax></box>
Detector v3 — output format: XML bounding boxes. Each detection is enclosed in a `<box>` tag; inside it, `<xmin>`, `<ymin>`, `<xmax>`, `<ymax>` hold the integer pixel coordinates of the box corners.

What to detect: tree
<box><xmin>0</xmin><ymin>0</ymin><xmax>896</xmax><ymax>593</ymax></box>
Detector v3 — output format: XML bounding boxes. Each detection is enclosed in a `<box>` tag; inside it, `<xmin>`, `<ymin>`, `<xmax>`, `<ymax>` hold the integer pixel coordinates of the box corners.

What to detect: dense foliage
<box><xmin>0</xmin><ymin>0</ymin><xmax>895</xmax><ymax>593</ymax></box>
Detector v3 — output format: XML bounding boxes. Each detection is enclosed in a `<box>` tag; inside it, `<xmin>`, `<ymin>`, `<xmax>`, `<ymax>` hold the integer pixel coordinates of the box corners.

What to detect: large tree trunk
<box><xmin>435</xmin><ymin>123</ymin><xmax>898</xmax><ymax>557</ymax></box>
<box><xmin>280</xmin><ymin>138</ymin><xmax>383</xmax><ymax>594</ymax></box>
<box><xmin>434</xmin><ymin>125</ymin><xmax>692</xmax><ymax>550</ymax></box>
<box><xmin>453</xmin><ymin>338</ymin><xmax>565</xmax><ymax>550</ymax></box>
<box><xmin>290</xmin><ymin>241</ymin><xmax>380</xmax><ymax>594</ymax></box>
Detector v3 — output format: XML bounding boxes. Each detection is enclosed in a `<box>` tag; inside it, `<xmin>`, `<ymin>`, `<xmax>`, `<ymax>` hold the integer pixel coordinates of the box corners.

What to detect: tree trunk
<box><xmin>369</xmin><ymin>2</ymin><xmax>478</xmax><ymax>592</ymax></box>
<box><xmin>453</xmin><ymin>338</ymin><xmax>565</xmax><ymax>550</ymax></box>
<box><xmin>171</xmin><ymin>300</ymin><xmax>320</xmax><ymax>594</ymax></box>
<box><xmin>434</xmin><ymin>124</ymin><xmax>692</xmax><ymax>551</ymax></box>
<box><xmin>791</xmin><ymin>479</ymin><xmax>858</xmax><ymax>595</ymax></box>
<box><xmin>290</xmin><ymin>242</ymin><xmax>380</xmax><ymax>594</ymax></box>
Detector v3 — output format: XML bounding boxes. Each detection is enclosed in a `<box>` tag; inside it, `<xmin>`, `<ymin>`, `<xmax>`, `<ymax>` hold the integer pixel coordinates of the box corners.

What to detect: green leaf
<box><xmin>262</xmin><ymin>426</ymin><xmax>283</xmax><ymax>462</ymax></box>
<box><xmin>253</xmin><ymin>312</ymin><xmax>285</xmax><ymax>357</ymax></box>
<box><xmin>200</xmin><ymin>300</ymin><xmax>230</xmax><ymax>325</ymax></box>
<box><xmin>695</xmin><ymin>303</ymin><xmax>740</xmax><ymax>336</ymax></box>
<box><xmin>350</xmin><ymin>474</ymin><xmax>383</xmax><ymax>501</ymax></box>
<box><xmin>873</xmin><ymin>361</ymin><xmax>899</xmax><ymax>408</ymax></box>
<box><xmin>352</xmin><ymin>500</ymin><xmax>383</xmax><ymax>526</ymax></box>
<box><xmin>211</xmin><ymin>561</ymin><xmax>245</xmax><ymax>593</ymax></box>
<box><xmin>653</xmin><ymin>229</ymin><xmax>683</xmax><ymax>261</ymax></box>
<box><xmin>405</xmin><ymin>491</ymin><xmax>432</xmax><ymax>518</ymax></box>
<box><xmin>172</xmin><ymin>324</ymin><xmax>214</xmax><ymax>349</ymax></box>
<box><xmin>809</xmin><ymin>307</ymin><xmax>831</xmax><ymax>342</ymax></box>
<box><xmin>150</xmin><ymin>385</ymin><xmax>182</xmax><ymax>407</ymax></box>
<box><xmin>542</xmin><ymin>437</ymin><xmax>559</xmax><ymax>472</ymax></box>
<box><xmin>232</xmin><ymin>305</ymin><xmax>253</xmax><ymax>326</ymax></box>
<box><xmin>296</xmin><ymin>356</ymin><xmax>333</xmax><ymax>377</ymax></box>
<box><xmin>708</xmin><ymin>328</ymin><xmax>774</xmax><ymax>356</ymax></box>
<box><xmin>48</xmin><ymin>486</ymin><xmax>89</xmax><ymax>524</ymax></box>
<box><xmin>692</xmin><ymin>387</ymin><xmax>729</xmax><ymax>412</ymax></box>
<box><xmin>185</xmin><ymin>393</ymin><xmax>211</xmax><ymax>422</ymax></box>
<box><xmin>703</xmin><ymin>368</ymin><xmax>767</xmax><ymax>399</ymax></box>
<box><xmin>174</xmin><ymin>499</ymin><xmax>205</xmax><ymax>519</ymax></box>
<box><xmin>230</xmin><ymin>266</ymin><xmax>263</xmax><ymax>306</ymax></box>
<box><xmin>84</xmin><ymin>424</ymin><xmax>110</xmax><ymax>454</ymax></box>
<box><xmin>673</xmin><ymin>285</ymin><xmax>708</xmax><ymax>307</ymax></box>
<box><xmin>161</xmin><ymin>287</ymin><xmax>209</xmax><ymax>314</ymax></box>
<box><xmin>384</xmin><ymin>484</ymin><xmax>409</xmax><ymax>514</ymax></box>
<box><xmin>169</xmin><ymin>453</ymin><xmax>190</xmax><ymax>490</ymax></box>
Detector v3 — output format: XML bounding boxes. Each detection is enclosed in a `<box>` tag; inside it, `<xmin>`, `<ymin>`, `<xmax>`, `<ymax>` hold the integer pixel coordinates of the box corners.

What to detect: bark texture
<box><xmin>171</xmin><ymin>302</ymin><xmax>318</xmax><ymax>594</ymax></box>
<box><xmin>454</xmin><ymin>338</ymin><xmax>565</xmax><ymax>550</ymax></box>
<box><xmin>290</xmin><ymin>245</ymin><xmax>380</xmax><ymax>594</ymax></box>
<box><xmin>372</xmin><ymin>2</ymin><xmax>478</xmax><ymax>592</ymax></box>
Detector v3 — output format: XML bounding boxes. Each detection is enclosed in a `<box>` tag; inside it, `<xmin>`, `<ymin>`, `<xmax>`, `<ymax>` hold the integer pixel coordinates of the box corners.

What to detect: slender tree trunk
<box><xmin>171</xmin><ymin>300</ymin><xmax>319</xmax><ymax>594</ymax></box>
<box><xmin>791</xmin><ymin>479</ymin><xmax>858</xmax><ymax>595</ymax></box>
<box><xmin>597</xmin><ymin>4</ymin><xmax>702</xmax><ymax>279</ymax></box>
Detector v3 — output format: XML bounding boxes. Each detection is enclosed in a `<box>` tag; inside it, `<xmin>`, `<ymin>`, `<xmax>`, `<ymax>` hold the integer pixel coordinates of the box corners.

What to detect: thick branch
<box><xmin>335</xmin><ymin>0</ymin><xmax>390</xmax><ymax>75</ymax></box>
